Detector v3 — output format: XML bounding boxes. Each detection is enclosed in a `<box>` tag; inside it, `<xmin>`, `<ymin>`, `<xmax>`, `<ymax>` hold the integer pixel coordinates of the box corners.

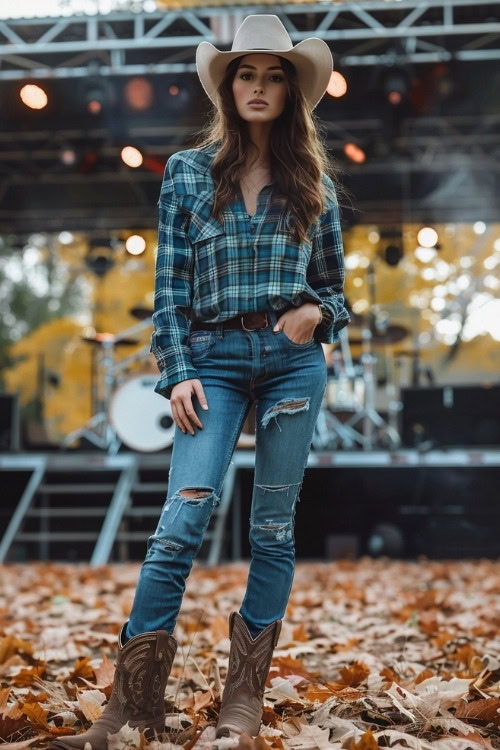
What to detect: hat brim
<box><xmin>196</xmin><ymin>38</ymin><xmax>333</xmax><ymax>111</ymax></box>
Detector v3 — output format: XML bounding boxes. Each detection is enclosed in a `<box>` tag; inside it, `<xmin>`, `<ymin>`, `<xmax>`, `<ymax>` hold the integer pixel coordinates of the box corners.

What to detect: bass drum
<box><xmin>109</xmin><ymin>374</ymin><xmax>175</xmax><ymax>452</ymax></box>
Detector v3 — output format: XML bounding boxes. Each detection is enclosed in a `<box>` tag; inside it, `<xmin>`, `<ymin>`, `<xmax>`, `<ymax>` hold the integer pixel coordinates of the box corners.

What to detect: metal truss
<box><xmin>0</xmin><ymin>0</ymin><xmax>499</xmax><ymax>80</ymax></box>
<box><xmin>1</xmin><ymin>112</ymin><xmax>498</xmax><ymax>231</ymax></box>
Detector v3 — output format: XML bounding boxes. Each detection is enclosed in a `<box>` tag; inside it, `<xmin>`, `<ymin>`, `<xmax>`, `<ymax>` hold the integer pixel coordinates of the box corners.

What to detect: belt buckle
<box><xmin>241</xmin><ymin>312</ymin><xmax>268</xmax><ymax>331</ymax></box>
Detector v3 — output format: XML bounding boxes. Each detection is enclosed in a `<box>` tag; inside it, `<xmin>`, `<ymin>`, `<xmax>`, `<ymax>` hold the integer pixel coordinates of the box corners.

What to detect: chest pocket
<box><xmin>182</xmin><ymin>192</ymin><xmax>226</xmax><ymax>276</ymax></box>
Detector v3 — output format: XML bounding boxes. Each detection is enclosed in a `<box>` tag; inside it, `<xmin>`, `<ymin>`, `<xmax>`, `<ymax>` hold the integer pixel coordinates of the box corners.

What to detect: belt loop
<box><xmin>216</xmin><ymin>321</ymin><xmax>224</xmax><ymax>339</ymax></box>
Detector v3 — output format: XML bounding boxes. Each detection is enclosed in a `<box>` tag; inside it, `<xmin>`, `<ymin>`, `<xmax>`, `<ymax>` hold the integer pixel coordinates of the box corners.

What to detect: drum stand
<box><xmin>314</xmin><ymin>327</ymin><xmax>368</xmax><ymax>450</ymax></box>
<box><xmin>61</xmin><ymin>319</ymin><xmax>151</xmax><ymax>454</ymax></box>
<box><xmin>342</xmin><ymin>327</ymin><xmax>401</xmax><ymax>450</ymax></box>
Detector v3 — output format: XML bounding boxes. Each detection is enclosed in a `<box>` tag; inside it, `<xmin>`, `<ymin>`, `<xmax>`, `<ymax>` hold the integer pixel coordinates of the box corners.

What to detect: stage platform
<box><xmin>1</xmin><ymin>448</ymin><xmax>499</xmax><ymax>565</ymax></box>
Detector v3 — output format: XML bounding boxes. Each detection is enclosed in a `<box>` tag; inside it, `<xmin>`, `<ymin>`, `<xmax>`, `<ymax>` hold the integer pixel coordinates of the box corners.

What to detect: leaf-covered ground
<box><xmin>1</xmin><ymin>558</ymin><xmax>499</xmax><ymax>750</ymax></box>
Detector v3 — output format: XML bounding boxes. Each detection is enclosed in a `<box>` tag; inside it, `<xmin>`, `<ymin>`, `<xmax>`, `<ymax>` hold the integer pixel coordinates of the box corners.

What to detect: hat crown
<box><xmin>231</xmin><ymin>15</ymin><xmax>293</xmax><ymax>53</ymax></box>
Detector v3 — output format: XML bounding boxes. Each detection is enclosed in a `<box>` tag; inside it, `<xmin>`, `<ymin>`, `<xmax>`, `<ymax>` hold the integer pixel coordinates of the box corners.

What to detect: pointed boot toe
<box><xmin>49</xmin><ymin>621</ymin><xmax>177</xmax><ymax>750</ymax></box>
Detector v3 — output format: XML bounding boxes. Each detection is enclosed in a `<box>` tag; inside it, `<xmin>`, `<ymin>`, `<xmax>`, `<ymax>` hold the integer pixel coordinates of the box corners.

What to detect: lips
<box><xmin>248</xmin><ymin>100</ymin><xmax>268</xmax><ymax>105</ymax></box>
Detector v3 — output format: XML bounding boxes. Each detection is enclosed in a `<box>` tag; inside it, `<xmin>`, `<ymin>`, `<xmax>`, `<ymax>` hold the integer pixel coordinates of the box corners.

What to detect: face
<box><xmin>231</xmin><ymin>53</ymin><xmax>288</xmax><ymax>122</ymax></box>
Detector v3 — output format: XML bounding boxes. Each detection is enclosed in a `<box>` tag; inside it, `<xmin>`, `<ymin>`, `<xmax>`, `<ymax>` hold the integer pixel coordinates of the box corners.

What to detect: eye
<box><xmin>239</xmin><ymin>73</ymin><xmax>284</xmax><ymax>82</ymax></box>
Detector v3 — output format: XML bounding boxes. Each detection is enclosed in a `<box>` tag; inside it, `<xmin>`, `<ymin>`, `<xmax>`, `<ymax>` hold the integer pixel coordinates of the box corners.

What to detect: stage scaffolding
<box><xmin>1</xmin><ymin>447</ymin><xmax>499</xmax><ymax>566</ymax></box>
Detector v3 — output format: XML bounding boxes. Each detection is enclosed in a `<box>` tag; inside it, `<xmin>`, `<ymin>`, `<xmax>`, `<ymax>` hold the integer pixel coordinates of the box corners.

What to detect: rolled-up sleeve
<box><xmin>150</xmin><ymin>156</ymin><xmax>199</xmax><ymax>400</ymax></box>
<box><xmin>306</xmin><ymin>175</ymin><xmax>350</xmax><ymax>344</ymax></box>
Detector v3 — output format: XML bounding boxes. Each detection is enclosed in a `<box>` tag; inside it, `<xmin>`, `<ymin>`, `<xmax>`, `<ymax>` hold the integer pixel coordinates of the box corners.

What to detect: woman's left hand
<box><xmin>273</xmin><ymin>303</ymin><xmax>321</xmax><ymax>344</ymax></box>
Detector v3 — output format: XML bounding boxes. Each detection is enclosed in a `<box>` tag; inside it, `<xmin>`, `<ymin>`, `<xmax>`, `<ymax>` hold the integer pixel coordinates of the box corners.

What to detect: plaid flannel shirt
<box><xmin>150</xmin><ymin>145</ymin><xmax>350</xmax><ymax>399</ymax></box>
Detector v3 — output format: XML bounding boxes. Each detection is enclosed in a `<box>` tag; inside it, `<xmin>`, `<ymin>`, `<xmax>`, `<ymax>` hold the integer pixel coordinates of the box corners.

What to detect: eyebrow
<box><xmin>237</xmin><ymin>64</ymin><xmax>284</xmax><ymax>71</ymax></box>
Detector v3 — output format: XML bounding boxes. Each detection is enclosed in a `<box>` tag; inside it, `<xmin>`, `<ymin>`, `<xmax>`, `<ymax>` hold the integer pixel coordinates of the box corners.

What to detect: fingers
<box><xmin>170</xmin><ymin>379</ymin><xmax>208</xmax><ymax>435</ymax></box>
<box><xmin>193</xmin><ymin>380</ymin><xmax>209</xmax><ymax>412</ymax></box>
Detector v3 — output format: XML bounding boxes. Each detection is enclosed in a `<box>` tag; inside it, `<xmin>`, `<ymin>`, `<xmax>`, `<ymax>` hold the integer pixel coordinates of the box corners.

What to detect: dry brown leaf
<box><xmin>455</xmin><ymin>696</ymin><xmax>500</xmax><ymax>725</ymax></box>
<box><xmin>351</xmin><ymin>730</ymin><xmax>380</xmax><ymax>750</ymax></box>
<box><xmin>269</xmin><ymin>656</ymin><xmax>319</xmax><ymax>683</ymax></box>
<box><xmin>12</xmin><ymin>664</ymin><xmax>47</xmax><ymax>687</ymax></box>
<box><xmin>338</xmin><ymin>662</ymin><xmax>370</xmax><ymax>688</ymax></box>
<box><xmin>77</xmin><ymin>688</ymin><xmax>107</xmax><ymax>722</ymax></box>
<box><xmin>93</xmin><ymin>650</ymin><xmax>116</xmax><ymax>686</ymax></box>
<box><xmin>0</xmin><ymin>635</ymin><xmax>34</xmax><ymax>664</ymax></box>
<box><xmin>193</xmin><ymin>690</ymin><xmax>213</xmax><ymax>712</ymax></box>
<box><xmin>65</xmin><ymin>656</ymin><xmax>95</xmax><ymax>684</ymax></box>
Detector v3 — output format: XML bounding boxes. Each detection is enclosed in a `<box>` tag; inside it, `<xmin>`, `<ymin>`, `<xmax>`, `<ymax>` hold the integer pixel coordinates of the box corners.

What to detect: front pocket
<box><xmin>279</xmin><ymin>328</ymin><xmax>316</xmax><ymax>348</ymax></box>
<box><xmin>188</xmin><ymin>331</ymin><xmax>215</xmax><ymax>361</ymax></box>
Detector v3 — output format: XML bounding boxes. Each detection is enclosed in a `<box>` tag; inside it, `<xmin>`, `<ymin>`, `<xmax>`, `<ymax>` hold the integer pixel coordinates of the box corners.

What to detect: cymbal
<box><xmin>130</xmin><ymin>306</ymin><xmax>154</xmax><ymax>320</ymax></box>
<box><xmin>82</xmin><ymin>334</ymin><xmax>139</xmax><ymax>346</ymax></box>
<box><xmin>349</xmin><ymin>324</ymin><xmax>409</xmax><ymax>345</ymax></box>
<box><xmin>393</xmin><ymin>349</ymin><xmax>421</xmax><ymax>357</ymax></box>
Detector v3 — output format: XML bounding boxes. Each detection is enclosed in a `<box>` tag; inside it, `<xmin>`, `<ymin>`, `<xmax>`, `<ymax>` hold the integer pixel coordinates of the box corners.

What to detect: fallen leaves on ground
<box><xmin>0</xmin><ymin>559</ymin><xmax>499</xmax><ymax>750</ymax></box>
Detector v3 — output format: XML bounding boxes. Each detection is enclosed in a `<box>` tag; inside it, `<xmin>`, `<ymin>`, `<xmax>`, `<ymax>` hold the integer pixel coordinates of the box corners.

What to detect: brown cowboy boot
<box><xmin>215</xmin><ymin>611</ymin><xmax>282</xmax><ymax>739</ymax></box>
<box><xmin>50</xmin><ymin>620</ymin><xmax>177</xmax><ymax>750</ymax></box>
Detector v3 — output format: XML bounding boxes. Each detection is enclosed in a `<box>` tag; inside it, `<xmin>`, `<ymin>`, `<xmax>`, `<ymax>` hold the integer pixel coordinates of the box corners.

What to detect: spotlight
<box><xmin>326</xmin><ymin>71</ymin><xmax>347</xmax><ymax>98</ymax></box>
<box><xmin>124</xmin><ymin>77</ymin><xmax>154</xmax><ymax>111</ymax></box>
<box><xmin>380</xmin><ymin>65</ymin><xmax>411</xmax><ymax>106</ymax></box>
<box><xmin>85</xmin><ymin>237</ymin><xmax>116</xmax><ymax>277</ymax></box>
<box><xmin>384</xmin><ymin>244</ymin><xmax>403</xmax><ymax>266</ymax></box>
<box><xmin>80</xmin><ymin>77</ymin><xmax>113</xmax><ymax>115</ymax></box>
<box><xmin>344</xmin><ymin>142</ymin><xmax>366</xmax><ymax>164</ymax></box>
<box><xmin>125</xmin><ymin>235</ymin><xmax>146</xmax><ymax>255</ymax></box>
<box><xmin>20</xmin><ymin>84</ymin><xmax>48</xmax><ymax>110</ymax></box>
<box><xmin>121</xmin><ymin>146</ymin><xmax>143</xmax><ymax>168</ymax></box>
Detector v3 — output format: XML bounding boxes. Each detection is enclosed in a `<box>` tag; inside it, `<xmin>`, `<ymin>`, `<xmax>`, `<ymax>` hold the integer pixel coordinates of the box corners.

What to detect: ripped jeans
<box><xmin>126</xmin><ymin>309</ymin><xmax>327</xmax><ymax>640</ymax></box>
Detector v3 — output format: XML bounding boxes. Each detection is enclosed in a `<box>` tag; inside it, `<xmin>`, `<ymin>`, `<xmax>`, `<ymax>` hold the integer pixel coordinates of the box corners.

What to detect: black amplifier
<box><xmin>401</xmin><ymin>384</ymin><xmax>500</xmax><ymax>447</ymax></box>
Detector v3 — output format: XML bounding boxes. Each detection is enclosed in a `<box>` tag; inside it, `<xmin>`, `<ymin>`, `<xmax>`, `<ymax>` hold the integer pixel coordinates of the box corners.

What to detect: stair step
<box><xmin>132</xmin><ymin>483</ymin><xmax>168</xmax><ymax>493</ymax></box>
<box><xmin>16</xmin><ymin>532</ymin><xmax>100</xmax><ymax>541</ymax></box>
<box><xmin>38</xmin><ymin>483</ymin><xmax>117</xmax><ymax>493</ymax></box>
<box><xmin>26</xmin><ymin>507</ymin><xmax>109</xmax><ymax>517</ymax></box>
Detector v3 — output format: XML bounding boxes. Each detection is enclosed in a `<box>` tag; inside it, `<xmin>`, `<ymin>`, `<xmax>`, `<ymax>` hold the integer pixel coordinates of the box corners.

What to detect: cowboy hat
<box><xmin>196</xmin><ymin>14</ymin><xmax>333</xmax><ymax>111</ymax></box>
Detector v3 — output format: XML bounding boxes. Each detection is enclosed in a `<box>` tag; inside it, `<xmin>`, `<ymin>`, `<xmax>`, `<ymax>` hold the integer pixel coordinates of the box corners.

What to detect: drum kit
<box><xmin>61</xmin><ymin>304</ymin><xmax>259</xmax><ymax>454</ymax></box>
<box><xmin>61</xmin><ymin>296</ymin><xmax>420</xmax><ymax>453</ymax></box>
<box><xmin>313</xmin><ymin>311</ymin><xmax>413</xmax><ymax>451</ymax></box>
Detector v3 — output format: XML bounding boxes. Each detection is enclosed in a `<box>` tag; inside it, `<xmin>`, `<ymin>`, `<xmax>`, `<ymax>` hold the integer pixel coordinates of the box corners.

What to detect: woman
<box><xmin>51</xmin><ymin>14</ymin><xmax>350</xmax><ymax>750</ymax></box>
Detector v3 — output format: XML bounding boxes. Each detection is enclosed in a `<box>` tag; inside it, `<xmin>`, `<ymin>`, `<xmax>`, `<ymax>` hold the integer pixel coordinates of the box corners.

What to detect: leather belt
<box><xmin>191</xmin><ymin>311</ymin><xmax>271</xmax><ymax>332</ymax></box>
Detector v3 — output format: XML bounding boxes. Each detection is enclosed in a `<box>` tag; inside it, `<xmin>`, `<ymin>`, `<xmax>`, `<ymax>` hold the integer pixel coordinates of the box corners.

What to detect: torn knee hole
<box><xmin>179</xmin><ymin>488</ymin><xmax>212</xmax><ymax>500</ymax></box>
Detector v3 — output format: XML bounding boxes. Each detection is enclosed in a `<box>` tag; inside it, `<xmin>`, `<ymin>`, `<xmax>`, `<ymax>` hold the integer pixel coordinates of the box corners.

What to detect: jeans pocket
<box><xmin>189</xmin><ymin>331</ymin><xmax>215</xmax><ymax>361</ymax></box>
<box><xmin>278</xmin><ymin>328</ymin><xmax>316</xmax><ymax>348</ymax></box>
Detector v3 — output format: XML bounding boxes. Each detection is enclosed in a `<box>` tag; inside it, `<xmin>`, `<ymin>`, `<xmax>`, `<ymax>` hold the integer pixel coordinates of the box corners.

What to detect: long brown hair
<box><xmin>189</xmin><ymin>54</ymin><xmax>352</xmax><ymax>245</ymax></box>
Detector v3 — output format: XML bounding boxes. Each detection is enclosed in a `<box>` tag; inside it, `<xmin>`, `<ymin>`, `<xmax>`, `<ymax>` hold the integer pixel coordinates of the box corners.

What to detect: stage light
<box><xmin>459</xmin><ymin>256</ymin><xmax>474</xmax><ymax>268</ymax></box>
<box><xmin>20</xmin><ymin>84</ymin><xmax>48</xmax><ymax>110</ymax></box>
<box><xmin>415</xmin><ymin>246</ymin><xmax>437</xmax><ymax>263</ymax></box>
<box><xmin>125</xmin><ymin>235</ymin><xmax>146</xmax><ymax>256</ymax></box>
<box><xmin>379</xmin><ymin>65</ymin><xmax>411</xmax><ymax>106</ymax></box>
<box><xmin>383</xmin><ymin>244</ymin><xmax>403</xmax><ymax>266</ymax></box>
<box><xmin>417</xmin><ymin>227</ymin><xmax>438</xmax><ymax>248</ymax></box>
<box><xmin>58</xmin><ymin>232</ymin><xmax>74</xmax><ymax>244</ymax></box>
<box><xmin>431</xmin><ymin>297</ymin><xmax>446</xmax><ymax>312</ymax></box>
<box><xmin>344</xmin><ymin>142</ymin><xmax>366</xmax><ymax>163</ymax></box>
<box><xmin>484</xmin><ymin>275</ymin><xmax>499</xmax><ymax>290</ymax></box>
<box><xmin>473</xmin><ymin>221</ymin><xmax>486</xmax><ymax>235</ymax></box>
<box><xmin>456</xmin><ymin>274</ymin><xmax>471</xmax><ymax>290</ymax></box>
<box><xmin>124</xmin><ymin>77</ymin><xmax>154</xmax><ymax>111</ymax></box>
<box><xmin>121</xmin><ymin>146</ymin><xmax>143</xmax><ymax>168</ymax></box>
<box><xmin>80</xmin><ymin>78</ymin><xmax>113</xmax><ymax>116</ymax></box>
<box><xmin>60</xmin><ymin>148</ymin><xmax>76</xmax><ymax>166</ymax></box>
<box><xmin>326</xmin><ymin>71</ymin><xmax>347</xmax><ymax>98</ymax></box>
<box><xmin>484</xmin><ymin>256</ymin><xmax>498</xmax><ymax>270</ymax></box>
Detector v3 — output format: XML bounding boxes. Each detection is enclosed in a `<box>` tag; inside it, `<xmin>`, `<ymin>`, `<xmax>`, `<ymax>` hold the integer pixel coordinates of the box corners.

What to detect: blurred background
<box><xmin>1</xmin><ymin>0</ymin><xmax>500</xmax><ymax>566</ymax></box>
